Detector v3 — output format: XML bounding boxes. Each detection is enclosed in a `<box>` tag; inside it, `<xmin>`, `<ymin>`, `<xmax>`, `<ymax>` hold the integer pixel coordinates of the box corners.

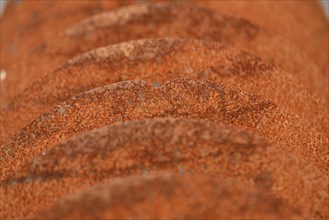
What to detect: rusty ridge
<box><xmin>31</xmin><ymin>173</ymin><xmax>304</xmax><ymax>219</ymax></box>
<box><xmin>1</xmin><ymin>3</ymin><xmax>326</xmax><ymax>107</ymax></box>
<box><xmin>0</xmin><ymin>79</ymin><xmax>328</xmax><ymax>184</ymax></box>
<box><xmin>63</xmin><ymin>2</ymin><xmax>325</xmax><ymax>99</ymax></box>
<box><xmin>3</xmin><ymin>118</ymin><xmax>325</xmax><ymax>218</ymax></box>
<box><xmin>1</xmin><ymin>39</ymin><xmax>327</xmax><ymax>145</ymax></box>
<box><xmin>2</xmin><ymin>0</ymin><xmax>327</xmax><ymax>75</ymax></box>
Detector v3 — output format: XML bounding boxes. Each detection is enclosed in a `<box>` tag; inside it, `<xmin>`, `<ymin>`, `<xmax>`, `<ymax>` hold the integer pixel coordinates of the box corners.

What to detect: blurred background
<box><xmin>0</xmin><ymin>0</ymin><xmax>329</xmax><ymax>18</ymax></box>
<box><xmin>321</xmin><ymin>0</ymin><xmax>329</xmax><ymax>17</ymax></box>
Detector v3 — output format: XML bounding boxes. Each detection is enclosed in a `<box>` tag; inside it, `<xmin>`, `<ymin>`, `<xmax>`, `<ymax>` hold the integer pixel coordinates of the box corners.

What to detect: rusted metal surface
<box><xmin>0</xmin><ymin>1</ymin><xmax>328</xmax><ymax>219</ymax></box>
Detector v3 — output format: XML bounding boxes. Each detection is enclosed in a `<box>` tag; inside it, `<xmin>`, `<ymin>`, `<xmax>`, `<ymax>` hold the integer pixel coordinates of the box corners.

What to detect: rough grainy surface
<box><xmin>1</xmin><ymin>39</ymin><xmax>327</xmax><ymax>144</ymax></box>
<box><xmin>1</xmin><ymin>3</ymin><xmax>326</xmax><ymax>106</ymax></box>
<box><xmin>1</xmin><ymin>79</ymin><xmax>328</xmax><ymax>183</ymax></box>
<box><xmin>0</xmin><ymin>0</ymin><xmax>131</xmax><ymax>75</ymax></box>
<box><xmin>3</xmin><ymin>118</ymin><xmax>324</xmax><ymax>219</ymax></box>
<box><xmin>0</xmin><ymin>1</ymin><xmax>328</xmax><ymax>219</ymax></box>
<box><xmin>31</xmin><ymin>173</ymin><xmax>305</xmax><ymax>219</ymax></box>
<box><xmin>1</xmin><ymin>0</ymin><xmax>327</xmax><ymax>73</ymax></box>
<box><xmin>202</xmin><ymin>1</ymin><xmax>329</xmax><ymax>77</ymax></box>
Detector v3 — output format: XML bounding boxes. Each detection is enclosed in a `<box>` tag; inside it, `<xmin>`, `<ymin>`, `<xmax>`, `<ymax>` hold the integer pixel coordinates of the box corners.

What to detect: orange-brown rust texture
<box><xmin>0</xmin><ymin>1</ymin><xmax>328</xmax><ymax>219</ymax></box>
<box><xmin>0</xmin><ymin>0</ymin><xmax>132</xmax><ymax>72</ymax></box>
<box><xmin>32</xmin><ymin>174</ymin><xmax>304</xmax><ymax>219</ymax></box>
<box><xmin>1</xmin><ymin>39</ymin><xmax>327</xmax><ymax>144</ymax></box>
<box><xmin>202</xmin><ymin>0</ymin><xmax>329</xmax><ymax>79</ymax></box>
<box><xmin>3</xmin><ymin>118</ymin><xmax>324</xmax><ymax>219</ymax></box>
<box><xmin>1</xmin><ymin>79</ymin><xmax>328</xmax><ymax>184</ymax></box>
<box><xmin>1</xmin><ymin>3</ymin><xmax>327</xmax><ymax>106</ymax></box>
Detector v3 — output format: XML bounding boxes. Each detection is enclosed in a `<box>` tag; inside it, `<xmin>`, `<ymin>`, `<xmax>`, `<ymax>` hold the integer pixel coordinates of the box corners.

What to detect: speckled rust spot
<box><xmin>1</xmin><ymin>39</ymin><xmax>327</xmax><ymax>145</ymax></box>
<box><xmin>254</xmin><ymin>172</ymin><xmax>274</xmax><ymax>191</ymax></box>
<box><xmin>1</xmin><ymin>79</ymin><xmax>328</xmax><ymax>183</ymax></box>
<box><xmin>3</xmin><ymin>118</ymin><xmax>324</xmax><ymax>219</ymax></box>
<box><xmin>31</xmin><ymin>173</ymin><xmax>304</xmax><ymax>219</ymax></box>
